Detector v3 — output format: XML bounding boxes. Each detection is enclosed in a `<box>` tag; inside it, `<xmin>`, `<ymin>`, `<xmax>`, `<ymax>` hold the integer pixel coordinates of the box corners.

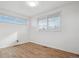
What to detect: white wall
<box><xmin>30</xmin><ymin>2</ymin><xmax>79</xmax><ymax>54</ymax></box>
<box><xmin>17</xmin><ymin>24</ymin><xmax>30</xmax><ymax>44</ymax></box>
<box><xmin>0</xmin><ymin>23</ymin><xmax>29</xmax><ymax>47</ymax></box>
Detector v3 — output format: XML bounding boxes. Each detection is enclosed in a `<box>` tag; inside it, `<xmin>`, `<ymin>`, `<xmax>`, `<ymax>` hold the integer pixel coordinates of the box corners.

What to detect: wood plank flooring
<box><xmin>0</xmin><ymin>42</ymin><xmax>79</xmax><ymax>58</ymax></box>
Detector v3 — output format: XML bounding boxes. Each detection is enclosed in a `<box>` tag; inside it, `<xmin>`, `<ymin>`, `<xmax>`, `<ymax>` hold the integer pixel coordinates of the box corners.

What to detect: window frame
<box><xmin>37</xmin><ymin>12</ymin><xmax>61</xmax><ymax>32</ymax></box>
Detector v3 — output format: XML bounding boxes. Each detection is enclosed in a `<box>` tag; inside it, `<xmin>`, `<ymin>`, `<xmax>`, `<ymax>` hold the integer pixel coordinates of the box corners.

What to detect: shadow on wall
<box><xmin>0</xmin><ymin>32</ymin><xmax>17</xmax><ymax>48</ymax></box>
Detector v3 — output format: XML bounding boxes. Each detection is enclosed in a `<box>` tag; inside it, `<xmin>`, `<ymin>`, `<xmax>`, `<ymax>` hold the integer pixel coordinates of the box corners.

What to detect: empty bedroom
<box><xmin>0</xmin><ymin>0</ymin><xmax>79</xmax><ymax>58</ymax></box>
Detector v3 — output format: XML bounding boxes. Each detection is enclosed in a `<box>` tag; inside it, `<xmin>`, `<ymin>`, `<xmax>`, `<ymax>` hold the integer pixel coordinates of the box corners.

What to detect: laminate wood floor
<box><xmin>0</xmin><ymin>42</ymin><xmax>79</xmax><ymax>58</ymax></box>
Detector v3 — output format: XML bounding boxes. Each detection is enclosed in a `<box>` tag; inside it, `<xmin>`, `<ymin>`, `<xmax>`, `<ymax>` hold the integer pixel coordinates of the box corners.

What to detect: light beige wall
<box><xmin>30</xmin><ymin>2</ymin><xmax>79</xmax><ymax>54</ymax></box>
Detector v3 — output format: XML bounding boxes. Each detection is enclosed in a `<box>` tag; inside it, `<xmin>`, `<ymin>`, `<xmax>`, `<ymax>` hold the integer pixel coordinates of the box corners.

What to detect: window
<box><xmin>0</xmin><ymin>16</ymin><xmax>26</xmax><ymax>25</ymax></box>
<box><xmin>38</xmin><ymin>17</ymin><xmax>47</xmax><ymax>30</ymax></box>
<box><xmin>38</xmin><ymin>14</ymin><xmax>61</xmax><ymax>31</ymax></box>
<box><xmin>48</xmin><ymin>16</ymin><xmax>61</xmax><ymax>31</ymax></box>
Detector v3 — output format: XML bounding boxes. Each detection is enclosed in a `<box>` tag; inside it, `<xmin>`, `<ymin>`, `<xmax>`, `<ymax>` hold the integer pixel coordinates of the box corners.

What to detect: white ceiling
<box><xmin>0</xmin><ymin>1</ymin><xmax>72</xmax><ymax>17</ymax></box>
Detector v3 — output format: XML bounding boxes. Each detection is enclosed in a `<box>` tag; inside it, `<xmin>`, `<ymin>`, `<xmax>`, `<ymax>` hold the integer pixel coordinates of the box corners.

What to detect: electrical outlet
<box><xmin>17</xmin><ymin>40</ymin><xmax>19</xmax><ymax>42</ymax></box>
